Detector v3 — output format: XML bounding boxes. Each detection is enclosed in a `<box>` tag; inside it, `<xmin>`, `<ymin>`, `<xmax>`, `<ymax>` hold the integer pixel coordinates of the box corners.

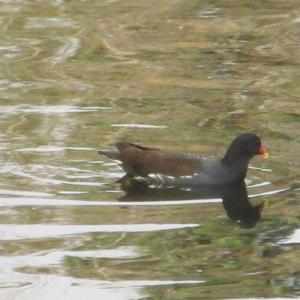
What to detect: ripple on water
<box><xmin>0</xmin><ymin>274</ymin><xmax>143</xmax><ymax>300</ymax></box>
<box><xmin>0</xmin><ymin>246</ymin><xmax>141</xmax><ymax>269</ymax></box>
<box><xmin>0</xmin><ymin>43</ymin><xmax>20</xmax><ymax>59</ymax></box>
<box><xmin>0</xmin><ymin>224</ymin><xmax>199</xmax><ymax>240</ymax></box>
<box><xmin>0</xmin><ymin>274</ymin><xmax>203</xmax><ymax>300</ymax></box>
<box><xmin>0</xmin><ymin>184</ymin><xmax>290</xmax><ymax>208</ymax></box>
<box><xmin>111</xmin><ymin>123</ymin><xmax>167</xmax><ymax>129</ymax></box>
<box><xmin>0</xmin><ymin>189</ymin><xmax>52</xmax><ymax>197</ymax></box>
<box><xmin>0</xmin><ymin>197</ymin><xmax>221</xmax><ymax>207</ymax></box>
<box><xmin>16</xmin><ymin>146</ymin><xmax>96</xmax><ymax>152</ymax></box>
<box><xmin>0</xmin><ymin>105</ymin><xmax>113</xmax><ymax>115</ymax></box>
<box><xmin>0</xmin><ymin>163</ymin><xmax>108</xmax><ymax>192</ymax></box>
<box><xmin>280</xmin><ymin>229</ymin><xmax>300</xmax><ymax>244</ymax></box>
<box><xmin>51</xmin><ymin>37</ymin><xmax>81</xmax><ymax>65</ymax></box>
<box><xmin>25</xmin><ymin>17</ymin><xmax>77</xmax><ymax>29</ymax></box>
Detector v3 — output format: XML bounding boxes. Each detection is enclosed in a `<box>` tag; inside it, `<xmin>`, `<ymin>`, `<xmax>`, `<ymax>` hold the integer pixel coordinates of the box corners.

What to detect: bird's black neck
<box><xmin>221</xmin><ymin>149</ymin><xmax>252</xmax><ymax>180</ymax></box>
<box><xmin>222</xmin><ymin>143</ymin><xmax>251</xmax><ymax>164</ymax></box>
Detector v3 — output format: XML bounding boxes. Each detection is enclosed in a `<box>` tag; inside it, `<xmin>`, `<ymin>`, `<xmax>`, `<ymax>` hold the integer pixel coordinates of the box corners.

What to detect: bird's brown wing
<box><xmin>112</xmin><ymin>143</ymin><xmax>204</xmax><ymax>177</ymax></box>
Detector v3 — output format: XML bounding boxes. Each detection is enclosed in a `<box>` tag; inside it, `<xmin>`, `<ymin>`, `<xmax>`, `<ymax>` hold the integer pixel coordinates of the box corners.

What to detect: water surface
<box><xmin>0</xmin><ymin>0</ymin><xmax>299</xmax><ymax>299</ymax></box>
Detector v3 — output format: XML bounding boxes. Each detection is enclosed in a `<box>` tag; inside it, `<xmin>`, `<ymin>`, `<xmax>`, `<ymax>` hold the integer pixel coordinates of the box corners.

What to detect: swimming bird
<box><xmin>98</xmin><ymin>133</ymin><xmax>269</xmax><ymax>186</ymax></box>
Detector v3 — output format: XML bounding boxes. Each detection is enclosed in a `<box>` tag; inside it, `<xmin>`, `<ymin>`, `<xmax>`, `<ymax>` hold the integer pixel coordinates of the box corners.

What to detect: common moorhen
<box><xmin>98</xmin><ymin>133</ymin><xmax>269</xmax><ymax>186</ymax></box>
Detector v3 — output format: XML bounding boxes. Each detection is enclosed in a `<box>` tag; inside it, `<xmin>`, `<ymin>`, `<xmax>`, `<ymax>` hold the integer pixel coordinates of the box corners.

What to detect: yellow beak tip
<box><xmin>263</xmin><ymin>152</ymin><xmax>269</xmax><ymax>158</ymax></box>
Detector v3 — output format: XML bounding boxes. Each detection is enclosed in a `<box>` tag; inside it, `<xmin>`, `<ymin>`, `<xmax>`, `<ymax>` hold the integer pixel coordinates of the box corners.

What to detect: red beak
<box><xmin>259</xmin><ymin>145</ymin><xmax>269</xmax><ymax>158</ymax></box>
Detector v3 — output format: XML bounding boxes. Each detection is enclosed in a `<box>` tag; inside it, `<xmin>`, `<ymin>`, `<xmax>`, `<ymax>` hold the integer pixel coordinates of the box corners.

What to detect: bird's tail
<box><xmin>98</xmin><ymin>142</ymin><xmax>132</xmax><ymax>160</ymax></box>
<box><xmin>97</xmin><ymin>150</ymin><xmax>120</xmax><ymax>160</ymax></box>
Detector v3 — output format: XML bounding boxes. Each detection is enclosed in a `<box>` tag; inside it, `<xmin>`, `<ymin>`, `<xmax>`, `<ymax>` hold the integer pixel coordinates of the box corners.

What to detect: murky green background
<box><xmin>0</xmin><ymin>0</ymin><xmax>299</xmax><ymax>299</ymax></box>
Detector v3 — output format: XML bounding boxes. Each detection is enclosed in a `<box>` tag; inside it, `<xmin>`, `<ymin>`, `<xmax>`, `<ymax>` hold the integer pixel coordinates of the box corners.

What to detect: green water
<box><xmin>0</xmin><ymin>0</ymin><xmax>299</xmax><ymax>299</ymax></box>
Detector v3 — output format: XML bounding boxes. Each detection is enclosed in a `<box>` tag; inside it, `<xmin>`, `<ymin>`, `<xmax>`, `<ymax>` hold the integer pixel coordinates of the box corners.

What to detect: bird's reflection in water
<box><xmin>119</xmin><ymin>179</ymin><xmax>264</xmax><ymax>228</ymax></box>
